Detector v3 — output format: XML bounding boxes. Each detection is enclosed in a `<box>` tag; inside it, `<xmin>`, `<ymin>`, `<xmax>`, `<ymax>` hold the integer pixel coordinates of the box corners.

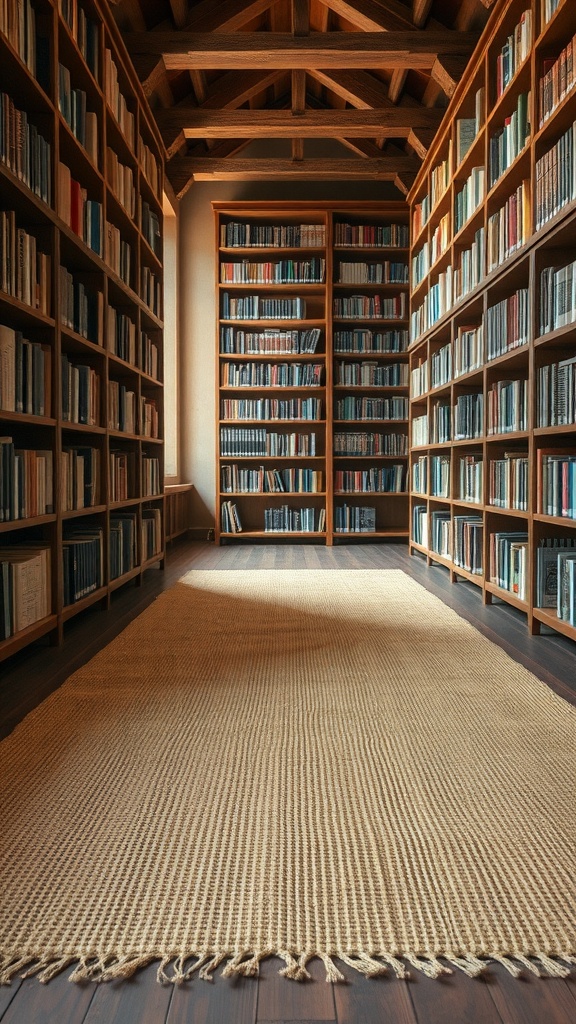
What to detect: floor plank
<box><xmin>406</xmin><ymin>965</ymin><xmax>503</xmax><ymax>1024</ymax></box>
<box><xmin>81</xmin><ymin>964</ymin><xmax>172</xmax><ymax>1024</ymax></box>
<box><xmin>485</xmin><ymin>964</ymin><xmax>576</xmax><ymax>1024</ymax></box>
<box><xmin>0</xmin><ymin>981</ymin><xmax>22</xmax><ymax>1020</ymax></box>
<box><xmin>332</xmin><ymin>971</ymin><xmax>416</xmax><ymax>1024</ymax></box>
<box><xmin>165</xmin><ymin>965</ymin><xmax>257</xmax><ymax>1024</ymax></box>
<box><xmin>0</xmin><ymin>969</ymin><xmax>96</xmax><ymax>1024</ymax></box>
<box><xmin>256</xmin><ymin>957</ymin><xmax>335</xmax><ymax>1022</ymax></box>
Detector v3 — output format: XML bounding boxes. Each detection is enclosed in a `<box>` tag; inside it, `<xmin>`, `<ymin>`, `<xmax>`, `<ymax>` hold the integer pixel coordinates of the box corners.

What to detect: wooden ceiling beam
<box><xmin>322</xmin><ymin>0</ymin><xmax>442</xmax><ymax>32</ymax></box>
<box><xmin>169</xmin><ymin>0</ymin><xmax>190</xmax><ymax>28</ymax></box>
<box><xmin>431</xmin><ymin>53</ymin><xmax>470</xmax><ymax>98</ymax></box>
<box><xmin>407</xmin><ymin>126</ymin><xmax>436</xmax><ymax>159</ymax></box>
<box><xmin>412</xmin><ymin>0</ymin><xmax>434</xmax><ymax>27</ymax></box>
<box><xmin>168</xmin><ymin>155</ymin><xmax>421</xmax><ymax>193</ymax></box>
<box><xmin>124</xmin><ymin>31</ymin><xmax>478</xmax><ymax>70</ymax></box>
<box><xmin>184</xmin><ymin>0</ymin><xmax>280</xmax><ymax>32</ymax></box>
<box><xmin>310</xmin><ymin>67</ymin><xmax>394</xmax><ymax>108</ymax></box>
<box><xmin>336</xmin><ymin>137</ymin><xmax>391</xmax><ymax>157</ymax></box>
<box><xmin>131</xmin><ymin>54</ymin><xmax>168</xmax><ymax>99</ymax></box>
<box><xmin>201</xmin><ymin>69</ymin><xmax>285</xmax><ymax>109</ymax></box>
<box><xmin>292</xmin><ymin>0</ymin><xmax>310</xmax><ymax>35</ymax></box>
<box><xmin>157</xmin><ymin>107</ymin><xmax>443</xmax><ymax>137</ymax></box>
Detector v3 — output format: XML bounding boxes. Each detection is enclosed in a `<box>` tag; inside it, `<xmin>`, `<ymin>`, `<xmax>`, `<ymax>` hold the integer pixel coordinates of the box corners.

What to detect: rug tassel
<box><xmin>221</xmin><ymin>949</ymin><xmax>274</xmax><ymax>978</ymax></box>
<box><xmin>278</xmin><ymin>951</ymin><xmax>312</xmax><ymax>981</ymax></box>
<box><xmin>403</xmin><ymin>954</ymin><xmax>452</xmax><ymax>979</ymax></box>
<box><xmin>198</xmin><ymin>952</ymin><xmax>228</xmax><ymax>981</ymax></box>
<box><xmin>489</xmin><ymin>955</ymin><xmax>522</xmax><ymax>977</ymax></box>
<box><xmin>378</xmin><ymin>954</ymin><xmax>410</xmax><ymax>979</ymax></box>
<box><xmin>0</xmin><ymin>957</ymin><xmax>35</xmax><ymax>985</ymax></box>
<box><xmin>445</xmin><ymin>955</ymin><xmax>486</xmax><ymax>978</ymax></box>
<box><xmin>533</xmin><ymin>955</ymin><xmax>571</xmax><ymax>978</ymax></box>
<box><xmin>318</xmin><ymin>954</ymin><xmax>345</xmax><ymax>983</ymax></box>
<box><xmin>339</xmin><ymin>953</ymin><xmax>388</xmax><ymax>978</ymax></box>
<box><xmin>99</xmin><ymin>955</ymin><xmax>153</xmax><ymax>982</ymax></box>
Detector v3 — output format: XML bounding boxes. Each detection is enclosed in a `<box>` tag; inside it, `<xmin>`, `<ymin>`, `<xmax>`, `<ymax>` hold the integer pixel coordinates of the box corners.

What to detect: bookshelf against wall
<box><xmin>0</xmin><ymin>0</ymin><xmax>165</xmax><ymax>661</ymax></box>
<box><xmin>213</xmin><ymin>202</ymin><xmax>410</xmax><ymax>544</ymax></box>
<box><xmin>408</xmin><ymin>0</ymin><xmax>576</xmax><ymax>641</ymax></box>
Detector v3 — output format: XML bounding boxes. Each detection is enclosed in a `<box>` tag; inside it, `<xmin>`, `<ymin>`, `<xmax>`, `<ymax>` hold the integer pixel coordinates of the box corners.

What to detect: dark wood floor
<box><xmin>1</xmin><ymin>538</ymin><xmax>575</xmax><ymax>1024</ymax></box>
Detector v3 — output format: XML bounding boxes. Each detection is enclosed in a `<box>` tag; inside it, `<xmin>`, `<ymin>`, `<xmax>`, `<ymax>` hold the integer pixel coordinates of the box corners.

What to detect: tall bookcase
<box><xmin>213</xmin><ymin>201</ymin><xmax>410</xmax><ymax>545</ymax></box>
<box><xmin>408</xmin><ymin>0</ymin><xmax>576</xmax><ymax>641</ymax></box>
<box><xmin>0</xmin><ymin>0</ymin><xmax>165</xmax><ymax>662</ymax></box>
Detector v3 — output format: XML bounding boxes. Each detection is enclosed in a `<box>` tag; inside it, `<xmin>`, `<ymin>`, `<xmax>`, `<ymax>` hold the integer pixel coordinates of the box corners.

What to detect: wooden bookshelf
<box><xmin>213</xmin><ymin>201</ymin><xmax>410</xmax><ymax>545</ymax></box>
<box><xmin>0</xmin><ymin>0</ymin><xmax>165</xmax><ymax>661</ymax></box>
<box><xmin>407</xmin><ymin>0</ymin><xmax>576</xmax><ymax>641</ymax></box>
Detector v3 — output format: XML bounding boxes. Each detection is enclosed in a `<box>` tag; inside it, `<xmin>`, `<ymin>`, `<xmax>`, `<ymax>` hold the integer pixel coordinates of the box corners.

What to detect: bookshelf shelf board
<box><xmin>453</xmin><ymin>499</ymin><xmax>484</xmax><ymax>511</ymax></box>
<box><xmin>221</xmin><ymin>319</ymin><xmax>326</xmax><ymax>328</ymax></box>
<box><xmin>533</xmin><ymin>512</ymin><xmax>576</xmax><ymax>525</ymax></box>
<box><xmin>0</xmin><ymin>412</ymin><xmax>57</xmax><ymax>428</ymax></box>
<box><xmin>59</xmin><ymin>120</ymin><xmax>104</xmax><ymax>188</ymax></box>
<box><xmin>221</xmin><ymin>530</ymin><xmax>327</xmax><ymax>538</ymax></box>
<box><xmin>409</xmin><ymin>539</ymin><xmax>430</xmax><ymax>555</ymax></box>
<box><xmin>333</xmin><ymin>318</ymin><xmax>408</xmax><ymax>325</ymax></box>
<box><xmin>334</xmin><ymin>351</ymin><xmax>406</xmax><ymax>359</ymax></box>
<box><xmin>532</xmin><ymin>606</ymin><xmax>576</xmax><ymax>640</ymax></box>
<box><xmin>62</xmin><ymin>586</ymin><xmax>108</xmax><ymax>622</ymax></box>
<box><xmin>219</xmin><ymin>283</ymin><xmax>325</xmax><ymax>292</ymax></box>
<box><xmin>62</xmin><ymin>506</ymin><xmax>107</xmax><ymax>520</ymax></box>
<box><xmin>220</xmin><ymin>492</ymin><xmax>326</xmax><ymax>499</ymax></box>
<box><xmin>427</xmin><ymin>550</ymin><xmax>453</xmax><ymax>569</ymax></box>
<box><xmin>60</xmin><ymin>328</ymin><xmax>105</xmax><ymax>354</ymax></box>
<box><xmin>484</xmin><ymin>581</ymin><xmax>529</xmax><ymax>612</ymax></box>
<box><xmin>486</xmin><ymin>430</ymin><xmax>530</xmax><ymax>442</ymax></box>
<box><xmin>427</xmin><ymin>245</ymin><xmax>453</xmax><ymax>281</ymax></box>
<box><xmin>335</xmin><ymin>530</ymin><xmax>409</xmax><ymax>537</ymax></box>
<box><xmin>453</xmin><ymin>565</ymin><xmax>484</xmax><ymax>587</ymax></box>
<box><xmin>334</xmin><ymin>491</ymin><xmax>407</xmax><ymax>497</ymax></box>
<box><xmin>536</xmin><ymin>0</ymin><xmax>572</xmax><ymax>48</ymax></box>
<box><xmin>0</xmin><ymin>292</ymin><xmax>55</xmax><ymax>328</ymax></box>
<box><xmin>141</xmin><ymin>237</ymin><xmax>163</xmax><ymax>271</ymax></box>
<box><xmin>62</xmin><ymin>422</ymin><xmax>106</xmax><ymax>434</ymax></box>
<box><xmin>535</xmin><ymin>323</ymin><xmax>576</xmax><ymax>347</ymax></box>
<box><xmin>141</xmin><ymin>554</ymin><xmax>164</xmax><ymax>571</ymax></box>
<box><xmin>333</xmin><ymin>454</ymin><xmax>408</xmax><ymax>462</ymax></box>
<box><xmin>220</xmin><ymin>419</ymin><xmax>325</xmax><ymax>426</ymax></box>
<box><xmin>534</xmin><ymin>424</ymin><xmax>576</xmax><ymax>436</ymax></box>
<box><xmin>220</xmin><ymin>247</ymin><xmax>327</xmax><ymax>255</ymax></box>
<box><xmin>534</xmin><ymin>87</ymin><xmax>576</xmax><ymax>146</ymax></box>
<box><xmin>485</xmin><ymin>346</ymin><xmax>529</xmax><ymax>371</ymax></box>
<box><xmin>485</xmin><ymin>505</ymin><xmax>529</xmax><ymax>519</ymax></box>
<box><xmin>333</xmin><ymin>385</ymin><xmax>406</xmax><ymax>392</ymax></box>
<box><xmin>109</xmin><ymin>567</ymin><xmax>142</xmax><ymax>592</ymax></box>
<box><xmin>452</xmin><ymin>203</ymin><xmax>484</xmax><ymax>248</ymax></box>
<box><xmin>333</xmin><ymin>246</ymin><xmax>409</xmax><ymax>253</ymax></box>
<box><xmin>452</xmin><ymin>436</ymin><xmax>485</xmax><ymax>446</ymax></box>
<box><xmin>487</xmin><ymin>58</ymin><xmax>532</xmax><ymax>127</ymax></box>
<box><xmin>0</xmin><ymin>514</ymin><xmax>57</xmax><ymax>533</ymax></box>
<box><xmin>220</xmin><ymin>386</ymin><xmax>326</xmax><ymax>393</ymax></box>
<box><xmin>219</xmin><ymin>353</ymin><xmax>326</xmax><ymax>361</ymax></box>
<box><xmin>0</xmin><ymin>615</ymin><xmax>59</xmax><ymax>661</ymax></box>
<box><xmin>332</xmin><ymin>282</ymin><xmax>409</xmax><ymax>291</ymax></box>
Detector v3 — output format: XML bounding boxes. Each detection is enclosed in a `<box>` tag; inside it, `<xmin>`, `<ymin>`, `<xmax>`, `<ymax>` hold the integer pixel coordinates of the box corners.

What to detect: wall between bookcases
<box><xmin>177</xmin><ymin>143</ymin><xmax>401</xmax><ymax>528</ymax></box>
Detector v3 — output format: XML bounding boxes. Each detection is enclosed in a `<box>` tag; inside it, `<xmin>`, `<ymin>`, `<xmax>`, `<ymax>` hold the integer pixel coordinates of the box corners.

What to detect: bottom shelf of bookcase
<box><xmin>62</xmin><ymin>586</ymin><xmax>108</xmax><ymax>622</ymax></box>
<box><xmin>0</xmin><ymin>614</ymin><xmax>59</xmax><ymax>661</ymax></box>
<box><xmin>532</xmin><ymin>606</ymin><xmax>576</xmax><ymax>641</ymax></box>
<box><xmin>484</xmin><ymin>580</ymin><xmax>529</xmax><ymax>613</ymax></box>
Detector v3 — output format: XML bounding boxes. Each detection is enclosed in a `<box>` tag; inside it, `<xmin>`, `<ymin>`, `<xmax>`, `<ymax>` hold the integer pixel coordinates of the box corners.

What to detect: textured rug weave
<box><xmin>1</xmin><ymin>569</ymin><xmax>575</xmax><ymax>985</ymax></box>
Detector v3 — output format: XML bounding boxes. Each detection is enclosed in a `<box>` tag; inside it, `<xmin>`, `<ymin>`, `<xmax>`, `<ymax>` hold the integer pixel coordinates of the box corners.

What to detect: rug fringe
<box><xmin>1</xmin><ymin>950</ymin><xmax>574</xmax><ymax>985</ymax></box>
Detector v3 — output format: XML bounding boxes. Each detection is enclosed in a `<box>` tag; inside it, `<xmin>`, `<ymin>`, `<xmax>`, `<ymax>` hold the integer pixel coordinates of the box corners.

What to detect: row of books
<box><xmin>142</xmin><ymin>456</ymin><xmax>161</xmax><ymax>496</ymax></box>
<box><xmin>334</xmin><ymin>465</ymin><xmax>406</xmax><ymax>493</ymax></box>
<box><xmin>62</xmin><ymin>445</ymin><xmax>99</xmax><ymax>510</ymax></box>
<box><xmin>264</xmin><ymin>505</ymin><xmax>322</xmax><ymax>533</ymax></box>
<box><xmin>58</xmin><ymin>163</ymin><xmax>102</xmax><ymax>255</ymax></box>
<box><xmin>141</xmin><ymin>200</ymin><xmax>161</xmax><ymax>257</ymax></box>
<box><xmin>221</xmin><ymin>362</ymin><xmax>324</xmax><ymax>388</ymax></box>
<box><xmin>221</xmin><ymin>222</ymin><xmax>326</xmax><ymax>248</ymax></box>
<box><xmin>411</xmin><ymin>360</ymin><xmax>428</xmax><ymax>398</ymax></box>
<box><xmin>459</xmin><ymin>454</ymin><xmax>483</xmax><ymax>503</ymax></box>
<box><xmin>410</xmin><ymin>266</ymin><xmax>453</xmax><ymax>339</ymax></box>
<box><xmin>489</xmin><ymin>452</ymin><xmax>528</xmax><ymax>510</ymax></box>
<box><xmin>455</xmin><ymin>324</ymin><xmax>484</xmax><ymax>377</ymax></box>
<box><xmin>539</xmin><ymin>452</ymin><xmax>576</xmax><ymax>517</ymax></box>
<box><xmin>490</xmin><ymin>531</ymin><xmax>528</xmax><ymax>599</ymax></box>
<box><xmin>430</xmin><ymin>142</ymin><xmax>452</xmax><ymax>207</ymax></box>
<box><xmin>430</xmin><ymin>453</ymin><xmax>449</xmax><ymax>497</ymax></box>
<box><xmin>454</xmin><ymin>392</ymin><xmax>484</xmax><ymax>440</ymax></box>
<box><xmin>220</xmin><ymin>397</ymin><xmax>322</xmax><ymax>421</ymax></box>
<box><xmin>221</xmin><ymin>294</ymin><xmax>306</xmax><ymax>320</ymax></box>
<box><xmin>333</xmin><ymin>223</ymin><xmax>408</xmax><ymax>248</ymax></box>
<box><xmin>0</xmin><ymin>210</ymin><xmax>51</xmax><ymax>315</ymax></box>
<box><xmin>104</xmin><ymin>48</ymin><xmax>134</xmax><ymax>149</ymax></box>
<box><xmin>0</xmin><ymin>324</ymin><xmax>51</xmax><ymax>416</ymax></box>
<box><xmin>335</xmin><ymin>396</ymin><xmax>408</xmax><ymax>421</ymax></box>
<box><xmin>487</xmin><ymin>180</ymin><xmax>531</xmax><ymax>273</ymax></box>
<box><xmin>106</xmin><ymin>148</ymin><xmax>136</xmax><ymax>217</ymax></box>
<box><xmin>454</xmin><ymin>227</ymin><xmax>485</xmax><ymax>302</ymax></box>
<box><xmin>431</xmin><ymin>343</ymin><xmax>452</xmax><ymax>389</ymax></box>
<box><xmin>109</xmin><ymin>449</ymin><xmax>130</xmax><ymax>503</ymax></box>
<box><xmin>412</xmin><ymin>242</ymin><xmax>430</xmax><ymax>288</ymax></box>
<box><xmin>141</xmin><ymin>265</ymin><xmax>161</xmax><ymax>317</ymax></box>
<box><xmin>140</xmin><ymin>396</ymin><xmax>159</xmax><ymax>439</ymax></box>
<box><xmin>58</xmin><ymin>64</ymin><xmax>98</xmax><ymax>164</ymax></box>
<box><xmin>0</xmin><ymin>544</ymin><xmax>51</xmax><ymax>639</ymax></box>
<box><xmin>108</xmin><ymin>308</ymin><xmax>136</xmax><ymax>364</ymax></box>
<box><xmin>336</xmin><ymin>262</ymin><xmax>408</xmax><ymax>285</ymax></box>
<box><xmin>431</xmin><ymin>401</ymin><xmax>451</xmax><ymax>444</ymax></box>
<box><xmin>539</xmin><ymin>30</ymin><xmax>576</xmax><ymax>127</ymax></box>
<box><xmin>108</xmin><ymin>381</ymin><xmax>135</xmax><ymax>433</ymax></box>
<box><xmin>220</xmin><ymin>327</ymin><xmax>321</xmax><ymax>355</ymax></box>
<box><xmin>487</xmin><ymin>378</ymin><xmax>527</xmax><ymax>434</ymax></box>
<box><xmin>411</xmin><ymin>325</ymin><xmax>490</xmax><ymax>394</ymax></box>
<box><xmin>221</xmin><ymin>466</ymin><xmax>323</xmax><ymax>494</ymax></box>
<box><xmin>0</xmin><ymin>92</ymin><xmax>52</xmax><ymax>204</ymax></box>
<box><xmin>140</xmin><ymin>332</ymin><xmax>160</xmax><ymax>379</ymax></box>
<box><xmin>1</xmin><ymin>0</ymin><xmax>36</xmax><ymax>75</ymax></box>
<box><xmin>141</xmin><ymin>507</ymin><xmax>162</xmax><ymax>560</ymax></box>
<box><xmin>59</xmin><ymin>0</ymin><xmax>99</xmax><ymax>81</ymax></box>
<box><xmin>536</xmin><ymin>539</ymin><xmax>576</xmax><ymax>622</ymax></box>
<box><xmin>61</xmin><ymin>353</ymin><xmax>99</xmax><ymax>426</ymax></box>
<box><xmin>489</xmin><ymin>92</ymin><xmax>531</xmax><ymax>188</ymax></box>
<box><xmin>105</xmin><ymin>221</ymin><xmax>132</xmax><ymax>285</ymax></box>
<box><xmin>430</xmin><ymin>212</ymin><xmax>450</xmax><ymax>266</ymax></box>
<box><xmin>62</xmin><ymin>525</ymin><xmax>103</xmax><ymax>604</ymax></box>
<box><xmin>454</xmin><ymin>166</ymin><xmax>485</xmax><ymax>233</ymax></box>
<box><xmin>538</xmin><ymin>356</ymin><xmax>576</xmax><ymax>426</ymax></box>
<box><xmin>453</xmin><ymin>515</ymin><xmax>483</xmax><ymax>574</ymax></box>
<box><xmin>540</xmin><ymin>257</ymin><xmax>576</xmax><ymax>335</ymax></box>
<box><xmin>541</xmin><ymin>0</ymin><xmax>562</xmax><ymax>24</ymax></box>
<box><xmin>485</xmin><ymin>288</ymin><xmax>529</xmax><ymax>359</ymax></box>
<box><xmin>60</xmin><ymin>266</ymin><xmax>102</xmax><ymax>345</ymax></box>
<box><xmin>0</xmin><ymin>440</ymin><xmax>53</xmax><ymax>521</ymax></box>
<box><xmin>138</xmin><ymin>136</ymin><xmax>161</xmax><ymax>198</ymax></box>
<box><xmin>333</xmin><ymin>294</ymin><xmax>407</xmax><ymax>320</ymax></box>
<box><xmin>219</xmin><ymin>429</ymin><xmax>317</xmax><ymax>457</ymax></box>
<box><xmin>333</xmin><ymin>432</ymin><xmax>408</xmax><ymax>456</ymax></box>
<box><xmin>495</xmin><ymin>8</ymin><xmax>532</xmax><ymax>100</ymax></box>
<box><xmin>535</xmin><ymin>119</ymin><xmax>576</xmax><ymax>230</ymax></box>
<box><xmin>334</xmin><ymin>329</ymin><xmax>408</xmax><ymax>353</ymax></box>
<box><xmin>110</xmin><ymin>513</ymin><xmax>137</xmax><ymax>580</ymax></box>
<box><xmin>220</xmin><ymin>258</ymin><xmax>325</xmax><ymax>284</ymax></box>
<box><xmin>335</xmin><ymin>361</ymin><xmax>408</xmax><ymax>387</ymax></box>
<box><xmin>334</xmin><ymin>505</ymin><xmax>376</xmax><ymax>533</ymax></box>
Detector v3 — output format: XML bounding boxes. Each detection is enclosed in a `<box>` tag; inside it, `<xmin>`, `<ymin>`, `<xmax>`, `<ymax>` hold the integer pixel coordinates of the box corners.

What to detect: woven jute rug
<box><xmin>1</xmin><ymin>569</ymin><xmax>575</xmax><ymax>985</ymax></box>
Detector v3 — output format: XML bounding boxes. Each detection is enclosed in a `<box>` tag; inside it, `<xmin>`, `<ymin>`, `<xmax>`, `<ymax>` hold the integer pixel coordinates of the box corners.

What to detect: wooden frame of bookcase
<box><xmin>0</xmin><ymin>0</ymin><xmax>165</xmax><ymax>663</ymax></box>
<box><xmin>213</xmin><ymin>200</ymin><xmax>410</xmax><ymax>546</ymax></box>
<box><xmin>407</xmin><ymin>0</ymin><xmax>576</xmax><ymax>642</ymax></box>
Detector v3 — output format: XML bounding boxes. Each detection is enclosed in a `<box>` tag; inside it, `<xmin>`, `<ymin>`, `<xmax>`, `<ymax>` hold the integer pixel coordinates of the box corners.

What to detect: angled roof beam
<box><xmin>431</xmin><ymin>53</ymin><xmax>470</xmax><ymax>97</ymax></box>
<box><xmin>184</xmin><ymin>0</ymin><xmax>281</xmax><ymax>32</ymax></box>
<box><xmin>322</xmin><ymin>0</ymin><xmax>443</xmax><ymax>32</ymax></box>
<box><xmin>124</xmin><ymin>31</ymin><xmax>478</xmax><ymax>70</ymax></box>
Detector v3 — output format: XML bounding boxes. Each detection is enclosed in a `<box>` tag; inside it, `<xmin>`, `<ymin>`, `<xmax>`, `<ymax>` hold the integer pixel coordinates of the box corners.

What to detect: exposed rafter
<box><xmin>124</xmin><ymin>31</ymin><xmax>478</xmax><ymax>70</ymax></box>
<box><xmin>321</xmin><ymin>0</ymin><xmax>443</xmax><ymax>32</ymax></box>
<box><xmin>184</xmin><ymin>0</ymin><xmax>281</xmax><ymax>32</ymax></box>
<box><xmin>157</xmin><ymin>106</ymin><xmax>444</xmax><ymax>138</ymax></box>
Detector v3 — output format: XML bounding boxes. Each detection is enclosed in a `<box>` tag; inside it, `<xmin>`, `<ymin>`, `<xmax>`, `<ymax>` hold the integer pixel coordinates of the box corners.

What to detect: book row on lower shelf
<box><xmin>0</xmin><ymin>507</ymin><xmax>162</xmax><ymax>642</ymax></box>
<box><xmin>220</xmin><ymin>500</ymin><xmax>402</xmax><ymax>536</ymax></box>
<box><xmin>410</xmin><ymin>507</ymin><xmax>576</xmax><ymax>627</ymax></box>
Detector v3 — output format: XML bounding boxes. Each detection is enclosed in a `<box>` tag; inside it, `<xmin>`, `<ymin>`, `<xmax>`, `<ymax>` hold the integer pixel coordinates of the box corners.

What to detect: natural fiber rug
<box><xmin>1</xmin><ymin>569</ymin><xmax>575</xmax><ymax>986</ymax></box>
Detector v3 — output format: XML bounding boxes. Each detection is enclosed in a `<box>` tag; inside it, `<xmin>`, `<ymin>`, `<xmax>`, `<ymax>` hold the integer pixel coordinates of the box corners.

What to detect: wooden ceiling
<box><xmin>110</xmin><ymin>0</ymin><xmax>495</xmax><ymax>199</ymax></box>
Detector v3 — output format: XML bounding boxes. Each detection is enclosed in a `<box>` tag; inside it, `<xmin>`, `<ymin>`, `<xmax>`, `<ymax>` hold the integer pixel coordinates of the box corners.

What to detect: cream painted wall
<box><xmin>179</xmin><ymin>172</ymin><xmax>401</xmax><ymax>528</ymax></box>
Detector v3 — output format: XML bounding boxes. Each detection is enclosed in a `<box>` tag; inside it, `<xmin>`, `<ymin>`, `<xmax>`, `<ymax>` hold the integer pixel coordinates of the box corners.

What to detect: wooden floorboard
<box><xmin>1</xmin><ymin>538</ymin><xmax>574</xmax><ymax>1024</ymax></box>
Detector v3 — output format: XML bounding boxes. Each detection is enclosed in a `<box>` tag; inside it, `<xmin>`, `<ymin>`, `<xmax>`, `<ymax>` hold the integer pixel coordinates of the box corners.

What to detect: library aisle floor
<box><xmin>1</xmin><ymin>540</ymin><xmax>575</xmax><ymax>1024</ymax></box>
